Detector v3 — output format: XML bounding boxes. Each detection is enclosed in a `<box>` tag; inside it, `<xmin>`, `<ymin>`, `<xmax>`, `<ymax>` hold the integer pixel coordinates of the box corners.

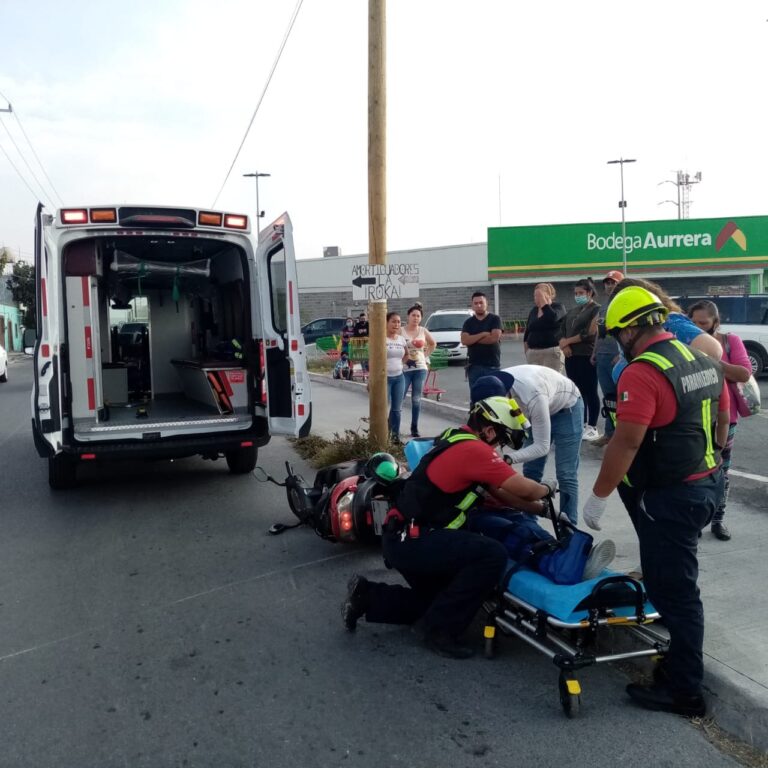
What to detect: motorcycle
<box><xmin>263</xmin><ymin>453</ymin><xmax>404</xmax><ymax>545</ymax></box>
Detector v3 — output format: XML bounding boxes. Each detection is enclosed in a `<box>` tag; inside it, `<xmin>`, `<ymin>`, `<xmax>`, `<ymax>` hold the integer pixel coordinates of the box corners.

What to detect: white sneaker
<box><xmin>582</xmin><ymin>425</ymin><xmax>600</xmax><ymax>442</ymax></box>
<box><xmin>583</xmin><ymin>539</ymin><xmax>616</xmax><ymax>580</ymax></box>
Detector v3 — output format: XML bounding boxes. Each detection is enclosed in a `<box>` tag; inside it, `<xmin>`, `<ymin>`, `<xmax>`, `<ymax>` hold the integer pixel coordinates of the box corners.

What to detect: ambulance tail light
<box><xmin>61</xmin><ymin>209</ymin><xmax>88</xmax><ymax>224</ymax></box>
<box><xmin>198</xmin><ymin>211</ymin><xmax>223</xmax><ymax>226</ymax></box>
<box><xmin>90</xmin><ymin>208</ymin><xmax>117</xmax><ymax>223</ymax></box>
<box><xmin>223</xmin><ymin>213</ymin><xmax>248</xmax><ymax>230</ymax></box>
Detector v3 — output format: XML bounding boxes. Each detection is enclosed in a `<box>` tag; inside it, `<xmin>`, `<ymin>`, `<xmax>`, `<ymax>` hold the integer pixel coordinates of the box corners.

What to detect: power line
<box><xmin>211</xmin><ymin>0</ymin><xmax>305</xmax><ymax>208</ymax></box>
<box><xmin>0</xmin><ymin>116</ymin><xmax>54</xmax><ymax>207</ymax></box>
<box><xmin>0</xmin><ymin>136</ymin><xmax>43</xmax><ymax>203</ymax></box>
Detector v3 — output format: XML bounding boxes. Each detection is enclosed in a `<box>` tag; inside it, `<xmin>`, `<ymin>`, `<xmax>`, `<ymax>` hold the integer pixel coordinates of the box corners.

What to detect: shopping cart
<box><xmin>423</xmin><ymin>348</ymin><xmax>448</xmax><ymax>401</ymax></box>
<box><xmin>316</xmin><ymin>335</ymin><xmax>341</xmax><ymax>361</ymax></box>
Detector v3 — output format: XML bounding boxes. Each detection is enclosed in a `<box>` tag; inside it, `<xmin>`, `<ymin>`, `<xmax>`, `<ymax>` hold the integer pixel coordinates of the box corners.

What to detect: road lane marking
<box><xmin>730</xmin><ymin>469</ymin><xmax>768</xmax><ymax>484</ymax></box>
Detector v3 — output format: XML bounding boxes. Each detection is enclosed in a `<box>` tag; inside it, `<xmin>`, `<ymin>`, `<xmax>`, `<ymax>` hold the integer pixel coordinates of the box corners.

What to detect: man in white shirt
<box><xmin>470</xmin><ymin>365</ymin><xmax>583</xmax><ymax>524</ymax></box>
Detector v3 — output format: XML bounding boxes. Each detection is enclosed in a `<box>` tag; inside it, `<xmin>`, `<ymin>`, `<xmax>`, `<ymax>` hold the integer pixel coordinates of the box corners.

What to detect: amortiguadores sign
<box><xmin>487</xmin><ymin>215</ymin><xmax>768</xmax><ymax>279</ymax></box>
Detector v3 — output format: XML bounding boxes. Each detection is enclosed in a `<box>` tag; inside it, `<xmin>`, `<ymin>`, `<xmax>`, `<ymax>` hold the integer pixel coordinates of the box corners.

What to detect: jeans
<box><xmin>466</xmin><ymin>364</ymin><xmax>500</xmax><ymax>391</ymax></box>
<box><xmin>596</xmin><ymin>353</ymin><xmax>617</xmax><ymax>436</ymax></box>
<box><xmin>387</xmin><ymin>374</ymin><xmax>405</xmax><ymax>437</ymax></box>
<box><xmin>565</xmin><ymin>356</ymin><xmax>600</xmax><ymax>427</ymax></box>
<box><xmin>522</xmin><ymin>398</ymin><xmax>583</xmax><ymax>525</ymax></box>
<box><xmin>364</xmin><ymin>529</ymin><xmax>508</xmax><ymax>636</ymax></box>
<box><xmin>714</xmin><ymin>423</ymin><xmax>737</xmax><ymax>524</ymax></box>
<box><xmin>402</xmin><ymin>367</ymin><xmax>428</xmax><ymax>434</ymax></box>
<box><xmin>624</xmin><ymin>473</ymin><xmax>723</xmax><ymax>695</ymax></box>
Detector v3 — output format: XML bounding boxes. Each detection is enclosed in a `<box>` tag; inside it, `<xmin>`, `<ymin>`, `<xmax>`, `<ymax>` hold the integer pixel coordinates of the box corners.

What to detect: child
<box><xmin>333</xmin><ymin>352</ymin><xmax>353</xmax><ymax>380</ymax></box>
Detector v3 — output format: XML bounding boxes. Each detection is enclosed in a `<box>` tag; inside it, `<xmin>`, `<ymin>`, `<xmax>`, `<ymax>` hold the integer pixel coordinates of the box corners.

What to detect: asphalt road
<box><xmin>0</xmin><ymin>359</ymin><xmax>743</xmax><ymax>767</ymax></box>
<box><xmin>430</xmin><ymin>338</ymin><xmax>768</xmax><ymax>482</ymax></box>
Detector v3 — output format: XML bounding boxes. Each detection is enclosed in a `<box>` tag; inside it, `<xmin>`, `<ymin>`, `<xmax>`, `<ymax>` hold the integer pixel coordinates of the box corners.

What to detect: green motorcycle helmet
<box><xmin>364</xmin><ymin>452</ymin><xmax>400</xmax><ymax>484</ymax></box>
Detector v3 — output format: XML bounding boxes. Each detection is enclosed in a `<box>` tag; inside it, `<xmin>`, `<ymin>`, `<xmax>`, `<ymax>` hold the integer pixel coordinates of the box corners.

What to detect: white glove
<box><xmin>582</xmin><ymin>493</ymin><xmax>609</xmax><ymax>531</ymax></box>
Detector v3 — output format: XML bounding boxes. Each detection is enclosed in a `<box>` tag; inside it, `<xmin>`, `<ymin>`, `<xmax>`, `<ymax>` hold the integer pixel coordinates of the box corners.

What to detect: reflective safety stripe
<box><xmin>634</xmin><ymin>350</ymin><xmax>673</xmax><ymax>370</ymax></box>
<box><xmin>621</xmin><ymin>474</ymin><xmax>633</xmax><ymax>487</ymax></box>
<box><xmin>434</xmin><ymin>429</ymin><xmax>481</xmax><ymax>529</ymax></box>
<box><xmin>702</xmin><ymin>398</ymin><xmax>716</xmax><ymax>469</ymax></box>
<box><xmin>442</xmin><ymin>432</ymin><xmax>477</xmax><ymax>444</ymax></box>
<box><xmin>669</xmin><ymin>338</ymin><xmax>695</xmax><ymax>362</ymax></box>
<box><xmin>445</xmin><ymin>510</ymin><xmax>467</xmax><ymax>530</ymax></box>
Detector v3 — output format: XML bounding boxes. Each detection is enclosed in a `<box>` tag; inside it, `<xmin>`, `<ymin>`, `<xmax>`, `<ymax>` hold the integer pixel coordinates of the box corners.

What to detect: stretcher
<box><xmin>482</xmin><ymin>564</ymin><xmax>669</xmax><ymax>717</ymax></box>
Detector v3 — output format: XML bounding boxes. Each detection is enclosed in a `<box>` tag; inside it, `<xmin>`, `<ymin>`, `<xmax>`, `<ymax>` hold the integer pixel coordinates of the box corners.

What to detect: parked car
<box><xmin>424</xmin><ymin>308</ymin><xmax>472</xmax><ymax>361</ymax></box>
<box><xmin>301</xmin><ymin>317</ymin><xmax>347</xmax><ymax>345</ymax></box>
<box><xmin>676</xmin><ymin>294</ymin><xmax>768</xmax><ymax>375</ymax></box>
<box><xmin>0</xmin><ymin>343</ymin><xmax>7</xmax><ymax>383</ymax></box>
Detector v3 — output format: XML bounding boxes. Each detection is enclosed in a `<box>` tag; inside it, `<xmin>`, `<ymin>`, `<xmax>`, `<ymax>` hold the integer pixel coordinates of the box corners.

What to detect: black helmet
<box><xmin>364</xmin><ymin>452</ymin><xmax>400</xmax><ymax>484</ymax></box>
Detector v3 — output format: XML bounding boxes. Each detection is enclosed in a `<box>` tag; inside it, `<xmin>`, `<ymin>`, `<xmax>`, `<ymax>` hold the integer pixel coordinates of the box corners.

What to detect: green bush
<box><xmin>291</xmin><ymin>426</ymin><xmax>406</xmax><ymax>468</ymax></box>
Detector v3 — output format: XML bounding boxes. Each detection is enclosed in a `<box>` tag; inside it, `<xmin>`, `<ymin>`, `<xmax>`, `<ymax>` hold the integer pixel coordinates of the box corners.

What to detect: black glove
<box><xmin>541</xmin><ymin>479</ymin><xmax>558</xmax><ymax>498</ymax></box>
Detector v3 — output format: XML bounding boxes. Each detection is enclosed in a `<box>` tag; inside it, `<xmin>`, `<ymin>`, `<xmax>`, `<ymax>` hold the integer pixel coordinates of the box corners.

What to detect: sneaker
<box><xmin>424</xmin><ymin>629</ymin><xmax>474</xmax><ymax>659</ymax></box>
<box><xmin>583</xmin><ymin>539</ymin><xmax>616</xmax><ymax>580</ymax></box>
<box><xmin>411</xmin><ymin>428</ymin><xmax>421</xmax><ymax>438</ymax></box>
<box><xmin>341</xmin><ymin>575</ymin><xmax>370</xmax><ymax>632</ymax></box>
<box><xmin>582</xmin><ymin>425</ymin><xmax>600</xmax><ymax>442</ymax></box>
<box><xmin>711</xmin><ymin>522</ymin><xmax>731</xmax><ymax>541</ymax></box>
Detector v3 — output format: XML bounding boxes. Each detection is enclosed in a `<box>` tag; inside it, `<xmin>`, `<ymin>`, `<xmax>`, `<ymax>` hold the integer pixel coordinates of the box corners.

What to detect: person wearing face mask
<box><xmin>582</xmin><ymin>286</ymin><xmax>729</xmax><ymax>717</ymax></box>
<box><xmin>341</xmin><ymin>316</ymin><xmax>355</xmax><ymax>355</ymax></box>
<box><xmin>688</xmin><ymin>299</ymin><xmax>752</xmax><ymax>541</ymax></box>
<box><xmin>341</xmin><ymin>397</ymin><xmax>554</xmax><ymax>659</ymax></box>
<box><xmin>590</xmin><ymin>271</ymin><xmax>624</xmax><ymax>446</ymax></box>
<box><xmin>559</xmin><ymin>278</ymin><xmax>601</xmax><ymax>441</ymax></box>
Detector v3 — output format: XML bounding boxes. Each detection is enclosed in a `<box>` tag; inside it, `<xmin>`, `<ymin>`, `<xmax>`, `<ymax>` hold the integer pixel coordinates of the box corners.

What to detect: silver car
<box><xmin>0</xmin><ymin>343</ymin><xmax>8</xmax><ymax>383</ymax></box>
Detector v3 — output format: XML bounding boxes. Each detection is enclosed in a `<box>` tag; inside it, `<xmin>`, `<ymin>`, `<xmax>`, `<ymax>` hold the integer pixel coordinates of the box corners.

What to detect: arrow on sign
<box><xmin>352</xmin><ymin>276</ymin><xmax>377</xmax><ymax>288</ymax></box>
<box><xmin>398</xmin><ymin>274</ymin><xmax>419</xmax><ymax>284</ymax></box>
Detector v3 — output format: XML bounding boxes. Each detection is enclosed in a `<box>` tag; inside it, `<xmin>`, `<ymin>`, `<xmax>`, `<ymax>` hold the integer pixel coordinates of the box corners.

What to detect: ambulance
<box><xmin>30</xmin><ymin>203</ymin><xmax>311</xmax><ymax>488</ymax></box>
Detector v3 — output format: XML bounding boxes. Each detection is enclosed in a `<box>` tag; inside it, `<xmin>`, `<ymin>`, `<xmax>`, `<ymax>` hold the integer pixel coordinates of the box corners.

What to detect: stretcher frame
<box><xmin>482</xmin><ymin>573</ymin><xmax>669</xmax><ymax>717</ymax></box>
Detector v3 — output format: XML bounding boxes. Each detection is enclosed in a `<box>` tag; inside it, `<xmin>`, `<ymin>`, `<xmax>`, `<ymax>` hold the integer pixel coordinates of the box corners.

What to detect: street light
<box><xmin>607</xmin><ymin>157</ymin><xmax>636</xmax><ymax>276</ymax></box>
<box><xmin>242</xmin><ymin>172</ymin><xmax>271</xmax><ymax>235</ymax></box>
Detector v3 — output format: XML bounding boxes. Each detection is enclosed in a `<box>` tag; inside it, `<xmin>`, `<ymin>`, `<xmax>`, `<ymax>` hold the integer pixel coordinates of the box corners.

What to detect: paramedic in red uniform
<box><xmin>582</xmin><ymin>286</ymin><xmax>728</xmax><ymax>717</ymax></box>
<box><xmin>341</xmin><ymin>397</ymin><xmax>554</xmax><ymax>659</ymax></box>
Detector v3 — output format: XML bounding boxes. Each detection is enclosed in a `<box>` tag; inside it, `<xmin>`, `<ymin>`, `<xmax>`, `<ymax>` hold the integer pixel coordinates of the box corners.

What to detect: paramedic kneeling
<box><xmin>582</xmin><ymin>286</ymin><xmax>728</xmax><ymax>717</ymax></box>
<box><xmin>342</xmin><ymin>397</ymin><xmax>554</xmax><ymax>659</ymax></box>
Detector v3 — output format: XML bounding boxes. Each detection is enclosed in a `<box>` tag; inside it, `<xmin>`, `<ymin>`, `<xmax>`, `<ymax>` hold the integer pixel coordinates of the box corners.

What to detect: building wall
<box><xmin>0</xmin><ymin>304</ymin><xmax>23</xmax><ymax>351</ymax></box>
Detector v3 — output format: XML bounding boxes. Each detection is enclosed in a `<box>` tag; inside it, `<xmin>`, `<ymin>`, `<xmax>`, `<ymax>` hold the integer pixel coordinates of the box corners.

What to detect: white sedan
<box><xmin>0</xmin><ymin>343</ymin><xmax>7</xmax><ymax>383</ymax></box>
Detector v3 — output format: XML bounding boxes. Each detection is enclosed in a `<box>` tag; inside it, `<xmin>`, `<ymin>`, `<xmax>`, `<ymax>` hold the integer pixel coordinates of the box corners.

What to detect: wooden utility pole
<box><xmin>367</xmin><ymin>0</ymin><xmax>388</xmax><ymax>447</ymax></box>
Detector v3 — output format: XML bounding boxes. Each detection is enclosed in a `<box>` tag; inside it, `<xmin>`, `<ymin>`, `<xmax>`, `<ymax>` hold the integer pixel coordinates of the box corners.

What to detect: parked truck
<box><xmin>30</xmin><ymin>203</ymin><xmax>311</xmax><ymax>488</ymax></box>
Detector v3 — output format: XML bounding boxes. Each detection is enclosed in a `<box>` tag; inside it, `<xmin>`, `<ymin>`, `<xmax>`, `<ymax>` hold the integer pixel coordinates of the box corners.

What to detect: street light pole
<box><xmin>607</xmin><ymin>157</ymin><xmax>636</xmax><ymax>276</ymax></box>
<box><xmin>242</xmin><ymin>172</ymin><xmax>271</xmax><ymax>235</ymax></box>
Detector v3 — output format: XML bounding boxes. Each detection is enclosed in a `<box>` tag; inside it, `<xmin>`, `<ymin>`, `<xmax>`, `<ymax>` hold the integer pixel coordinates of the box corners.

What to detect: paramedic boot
<box><xmin>424</xmin><ymin>630</ymin><xmax>474</xmax><ymax>660</ymax></box>
<box><xmin>626</xmin><ymin>683</ymin><xmax>706</xmax><ymax>718</ymax></box>
<box><xmin>341</xmin><ymin>575</ymin><xmax>370</xmax><ymax>632</ymax></box>
<box><xmin>582</xmin><ymin>539</ymin><xmax>616</xmax><ymax>581</ymax></box>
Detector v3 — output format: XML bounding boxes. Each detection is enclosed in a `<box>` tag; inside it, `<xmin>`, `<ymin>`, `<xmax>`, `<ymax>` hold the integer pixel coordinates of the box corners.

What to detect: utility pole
<box><xmin>657</xmin><ymin>170</ymin><xmax>702</xmax><ymax>219</ymax></box>
<box><xmin>607</xmin><ymin>157</ymin><xmax>636</xmax><ymax>276</ymax></box>
<box><xmin>368</xmin><ymin>0</ymin><xmax>388</xmax><ymax>448</ymax></box>
<box><xmin>242</xmin><ymin>172</ymin><xmax>270</xmax><ymax>236</ymax></box>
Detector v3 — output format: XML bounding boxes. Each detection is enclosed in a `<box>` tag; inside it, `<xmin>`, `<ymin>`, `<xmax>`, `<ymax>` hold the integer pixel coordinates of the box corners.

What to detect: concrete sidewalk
<box><xmin>308</xmin><ymin>372</ymin><xmax>768</xmax><ymax>752</ymax></box>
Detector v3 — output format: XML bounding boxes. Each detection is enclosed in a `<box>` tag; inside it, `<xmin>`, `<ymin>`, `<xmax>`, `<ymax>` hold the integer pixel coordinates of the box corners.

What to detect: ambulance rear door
<box><xmin>253</xmin><ymin>213</ymin><xmax>311</xmax><ymax>437</ymax></box>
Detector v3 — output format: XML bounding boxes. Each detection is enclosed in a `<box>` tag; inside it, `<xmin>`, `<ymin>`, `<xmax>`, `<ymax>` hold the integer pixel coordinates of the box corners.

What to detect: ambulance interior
<box><xmin>62</xmin><ymin>236</ymin><xmax>265</xmax><ymax>438</ymax></box>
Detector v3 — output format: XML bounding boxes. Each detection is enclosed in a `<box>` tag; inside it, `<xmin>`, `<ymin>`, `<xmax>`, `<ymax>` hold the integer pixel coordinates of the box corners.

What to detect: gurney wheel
<box><xmin>558</xmin><ymin>673</ymin><xmax>581</xmax><ymax>718</ymax></box>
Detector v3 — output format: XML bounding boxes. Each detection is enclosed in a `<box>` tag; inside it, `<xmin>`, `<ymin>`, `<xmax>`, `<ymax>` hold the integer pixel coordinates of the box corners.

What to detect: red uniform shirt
<box><xmin>616</xmin><ymin>332</ymin><xmax>729</xmax><ymax>480</ymax></box>
<box><xmin>425</xmin><ymin>428</ymin><xmax>516</xmax><ymax>492</ymax></box>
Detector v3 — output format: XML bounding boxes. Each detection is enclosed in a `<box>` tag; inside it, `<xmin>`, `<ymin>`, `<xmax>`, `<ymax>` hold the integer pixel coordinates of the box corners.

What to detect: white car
<box><xmin>720</xmin><ymin>323</ymin><xmax>768</xmax><ymax>376</ymax></box>
<box><xmin>0</xmin><ymin>343</ymin><xmax>7</xmax><ymax>383</ymax></box>
<box><xmin>424</xmin><ymin>309</ymin><xmax>473</xmax><ymax>361</ymax></box>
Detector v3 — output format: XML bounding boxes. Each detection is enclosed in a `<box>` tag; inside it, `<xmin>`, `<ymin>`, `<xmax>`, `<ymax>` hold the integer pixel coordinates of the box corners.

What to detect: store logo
<box><xmin>715</xmin><ymin>221</ymin><xmax>747</xmax><ymax>252</ymax></box>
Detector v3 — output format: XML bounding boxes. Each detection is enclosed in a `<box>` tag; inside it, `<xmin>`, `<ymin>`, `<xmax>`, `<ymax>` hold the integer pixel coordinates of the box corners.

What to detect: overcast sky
<box><xmin>1</xmin><ymin>0</ymin><xmax>767</xmax><ymax>265</ymax></box>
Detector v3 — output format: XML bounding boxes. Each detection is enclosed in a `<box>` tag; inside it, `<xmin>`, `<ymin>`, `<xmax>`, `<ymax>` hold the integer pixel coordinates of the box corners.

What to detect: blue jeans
<box><xmin>596</xmin><ymin>353</ymin><xmax>617</xmax><ymax>436</ymax></box>
<box><xmin>387</xmin><ymin>374</ymin><xmax>405</xmax><ymax>437</ymax></box>
<box><xmin>402</xmin><ymin>367</ymin><xmax>428</xmax><ymax>434</ymax></box>
<box><xmin>467</xmin><ymin>364</ymin><xmax>500</xmax><ymax>391</ymax></box>
<box><xmin>522</xmin><ymin>398</ymin><xmax>583</xmax><ymax>525</ymax></box>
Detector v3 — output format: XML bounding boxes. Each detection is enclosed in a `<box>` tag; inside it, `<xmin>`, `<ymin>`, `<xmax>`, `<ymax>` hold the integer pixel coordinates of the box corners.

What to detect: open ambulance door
<box><xmin>31</xmin><ymin>203</ymin><xmax>65</xmax><ymax>458</ymax></box>
<box><xmin>255</xmin><ymin>213</ymin><xmax>311</xmax><ymax>437</ymax></box>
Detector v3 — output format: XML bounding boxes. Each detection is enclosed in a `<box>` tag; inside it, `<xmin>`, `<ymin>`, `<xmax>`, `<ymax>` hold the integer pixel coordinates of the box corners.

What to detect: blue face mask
<box><xmin>574</xmin><ymin>295</ymin><xmax>589</xmax><ymax>306</ymax></box>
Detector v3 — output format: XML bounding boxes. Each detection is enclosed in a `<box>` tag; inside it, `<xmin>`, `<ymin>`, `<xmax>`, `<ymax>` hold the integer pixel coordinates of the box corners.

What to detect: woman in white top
<box><xmin>385</xmin><ymin>311</ymin><xmax>409</xmax><ymax>442</ymax></box>
<box><xmin>401</xmin><ymin>302</ymin><xmax>436</xmax><ymax>438</ymax></box>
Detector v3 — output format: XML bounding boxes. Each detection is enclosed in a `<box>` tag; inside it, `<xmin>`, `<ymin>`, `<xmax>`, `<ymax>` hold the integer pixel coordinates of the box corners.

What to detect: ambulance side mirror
<box><xmin>23</xmin><ymin>328</ymin><xmax>36</xmax><ymax>355</ymax></box>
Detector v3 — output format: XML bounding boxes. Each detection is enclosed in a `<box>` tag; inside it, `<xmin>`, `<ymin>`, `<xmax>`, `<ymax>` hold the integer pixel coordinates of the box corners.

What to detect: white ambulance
<box><xmin>30</xmin><ymin>203</ymin><xmax>311</xmax><ymax>489</ymax></box>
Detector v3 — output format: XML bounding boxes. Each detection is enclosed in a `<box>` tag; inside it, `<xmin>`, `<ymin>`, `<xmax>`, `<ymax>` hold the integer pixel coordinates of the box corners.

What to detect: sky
<box><xmin>1</xmin><ymin>0</ymin><xmax>767</xmax><ymax>265</ymax></box>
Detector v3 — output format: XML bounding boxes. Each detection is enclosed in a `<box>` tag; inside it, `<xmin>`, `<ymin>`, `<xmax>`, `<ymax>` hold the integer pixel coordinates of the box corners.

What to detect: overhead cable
<box><xmin>0</xmin><ymin>116</ymin><xmax>55</xmax><ymax>207</ymax></box>
<box><xmin>0</xmin><ymin>137</ymin><xmax>45</xmax><ymax>204</ymax></box>
<box><xmin>211</xmin><ymin>0</ymin><xmax>305</xmax><ymax>208</ymax></box>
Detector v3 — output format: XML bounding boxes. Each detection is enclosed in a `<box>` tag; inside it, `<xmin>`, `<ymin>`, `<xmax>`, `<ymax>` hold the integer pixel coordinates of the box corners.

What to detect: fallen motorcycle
<box><xmin>264</xmin><ymin>452</ymin><xmax>403</xmax><ymax>544</ymax></box>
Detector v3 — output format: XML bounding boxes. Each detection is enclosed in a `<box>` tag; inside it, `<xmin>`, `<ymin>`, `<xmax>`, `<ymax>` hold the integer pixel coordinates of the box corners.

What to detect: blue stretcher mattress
<box><xmin>503</xmin><ymin>561</ymin><xmax>656</xmax><ymax>624</ymax></box>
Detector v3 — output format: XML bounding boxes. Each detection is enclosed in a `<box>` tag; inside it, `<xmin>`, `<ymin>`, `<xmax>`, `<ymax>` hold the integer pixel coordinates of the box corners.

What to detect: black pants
<box><xmin>364</xmin><ymin>529</ymin><xmax>508</xmax><ymax>637</ymax></box>
<box><xmin>564</xmin><ymin>355</ymin><xmax>600</xmax><ymax>427</ymax></box>
<box><xmin>619</xmin><ymin>473</ymin><xmax>723</xmax><ymax>695</ymax></box>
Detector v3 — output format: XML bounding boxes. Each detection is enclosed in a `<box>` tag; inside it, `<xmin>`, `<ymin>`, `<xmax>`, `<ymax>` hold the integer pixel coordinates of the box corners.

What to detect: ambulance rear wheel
<box><xmin>225</xmin><ymin>446</ymin><xmax>257</xmax><ymax>474</ymax></box>
<box><xmin>48</xmin><ymin>454</ymin><xmax>77</xmax><ymax>490</ymax></box>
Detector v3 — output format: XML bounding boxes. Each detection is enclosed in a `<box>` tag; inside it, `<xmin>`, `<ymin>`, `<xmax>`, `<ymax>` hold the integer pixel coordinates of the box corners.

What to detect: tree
<box><xmin>6</xmin><ymin>261</ymin><xmax>36</xmax><ymax>328</ymax></box>
<box><xmin>0</xmin><ymin>246</ymin><xmax>12</xmax><ymax>277</ymax></box>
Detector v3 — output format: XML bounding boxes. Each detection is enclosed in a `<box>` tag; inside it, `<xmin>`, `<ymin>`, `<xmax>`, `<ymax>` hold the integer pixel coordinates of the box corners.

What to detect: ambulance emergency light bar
<box><xmin>58</xmin><ymin>207</ymin><xmax>250</xmax><ymax>231</ymax></box>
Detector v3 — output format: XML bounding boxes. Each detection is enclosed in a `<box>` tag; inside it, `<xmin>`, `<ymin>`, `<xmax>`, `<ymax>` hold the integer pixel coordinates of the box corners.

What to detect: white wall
<box><xmin>148</xmin><ymin>292</ymin><xmax>194</xmax><ymax>395</ymax></box>
<box><xmin>297</xmin><ymin>243</ymin><xmax>488</xmax><ymax>291</ymax></box>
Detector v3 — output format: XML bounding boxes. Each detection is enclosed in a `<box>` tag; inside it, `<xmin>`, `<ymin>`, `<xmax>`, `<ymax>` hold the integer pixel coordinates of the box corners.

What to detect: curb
<box><xmin>308</xmin><ymin>371</ymin><xmax>768</xmax><ymax>751</ymax></box>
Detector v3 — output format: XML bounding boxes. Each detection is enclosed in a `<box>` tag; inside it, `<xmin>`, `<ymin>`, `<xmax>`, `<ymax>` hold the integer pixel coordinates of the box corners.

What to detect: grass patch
<box><xmin>291</xmin><ymin>424</ymin><xmax>406</xmax><ymax>468</ymax></box>
<box><xmin>307</xmin><ymin>358</ymin><xmax>335</xmax><ymax>373</ymax></box>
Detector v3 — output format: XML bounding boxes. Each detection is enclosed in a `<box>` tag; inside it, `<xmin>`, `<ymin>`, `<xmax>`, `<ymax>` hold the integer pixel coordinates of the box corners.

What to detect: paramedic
<box><xmin>582</xmin><ymin>286</ymin><xmax>728</xmax><ymax>717</ymax></box>
<box><xmin>341</xmin><ymin>397</ymin><xmax>554</xmax><ymax>659</ymax></box>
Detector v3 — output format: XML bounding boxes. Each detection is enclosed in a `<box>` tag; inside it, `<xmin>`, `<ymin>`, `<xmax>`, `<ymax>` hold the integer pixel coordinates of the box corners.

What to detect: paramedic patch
<box><xmin>680</xmin><ymin>367</ymin><xmax>719</xmax><ymax>394</ymax></box>
<box><xmin>620</xmin><ymin>391</ymin><xmax>630</xmax><ymax>402</ymax></box>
